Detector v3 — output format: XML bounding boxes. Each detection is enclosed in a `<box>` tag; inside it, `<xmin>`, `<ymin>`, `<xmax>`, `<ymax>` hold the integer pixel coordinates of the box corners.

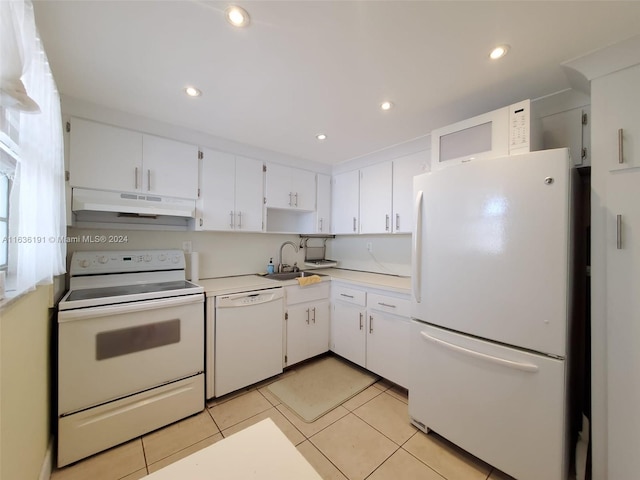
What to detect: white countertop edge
<box><xmin>199</xmin><ymin>269</ymin><xmax>410</xmax><ymax>297</ymax></box>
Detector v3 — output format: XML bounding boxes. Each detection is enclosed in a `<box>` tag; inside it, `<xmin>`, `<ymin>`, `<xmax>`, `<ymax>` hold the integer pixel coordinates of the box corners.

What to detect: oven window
<box><xmin>96</xmin><ymin>319</ymin><xmax>181</xmax><ymax>360</ymax></box>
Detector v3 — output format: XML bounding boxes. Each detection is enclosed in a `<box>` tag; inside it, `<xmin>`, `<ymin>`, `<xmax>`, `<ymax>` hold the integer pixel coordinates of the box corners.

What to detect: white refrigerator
<box><xmin>410</xmin><ymin>148</ymin><xmax>574</xmax><ymax>480</ymax></box>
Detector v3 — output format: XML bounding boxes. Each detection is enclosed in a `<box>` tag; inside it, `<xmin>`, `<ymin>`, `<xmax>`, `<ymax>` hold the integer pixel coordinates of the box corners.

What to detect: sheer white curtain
<box><xmin>1</xmin><ymin>0</ymin><xmax>66</xmax><ymax>295</ymax></box>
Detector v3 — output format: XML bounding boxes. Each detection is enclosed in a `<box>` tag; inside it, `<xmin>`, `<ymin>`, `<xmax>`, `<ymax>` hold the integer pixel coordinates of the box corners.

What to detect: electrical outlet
<box><xmin>182</xmin><ymin>241</ymin><xmax>192</xmax><ymax>253</ymax></box>
<box><xmin>366</xmin><ymin>242</ymin><xmax>373</xmax><ymax>253</ymax></box>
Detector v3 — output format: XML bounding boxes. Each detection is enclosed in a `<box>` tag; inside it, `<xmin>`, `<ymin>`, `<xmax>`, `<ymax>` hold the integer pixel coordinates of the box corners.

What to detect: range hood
<box><xmin>72</xmin><ymin>188</ymin><xmax>195</xmax><ymax>217</ymax></box>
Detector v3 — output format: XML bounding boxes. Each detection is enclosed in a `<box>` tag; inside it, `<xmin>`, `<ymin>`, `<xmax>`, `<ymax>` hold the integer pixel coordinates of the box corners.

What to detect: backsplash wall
<box><xmin>327</xmin><ymin>234</ymin><xmax>412</xmax><ymax>277</ymax></box>
<box><xmin>66</xmin><ymin>228</ymin><xmax>306</xmax><ymax>280</ymax></box>
<box><xmin>65</xmin><ymin>228</ymin><xmax>412</xmax><ymax>280</ymax></box>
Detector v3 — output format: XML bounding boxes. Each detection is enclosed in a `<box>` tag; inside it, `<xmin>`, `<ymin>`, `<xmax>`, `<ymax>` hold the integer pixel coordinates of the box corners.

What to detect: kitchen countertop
<box><xmin>145</xmin><ymin>418</ymin><xmax>322</xmax><ymax>479</ymax></box>
<box><xmin>198</xmin><ymin>268</ymin><xmax>410</xmax><ymax>297</ymax></box>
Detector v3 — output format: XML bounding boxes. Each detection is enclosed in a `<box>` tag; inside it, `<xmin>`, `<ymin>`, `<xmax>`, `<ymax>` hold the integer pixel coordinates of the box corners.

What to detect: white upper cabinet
<box><xmin>69</xmin><ymin>117</ymin><xmax>198</xmax><ymax>199</ymax></box>
<box><xmin>69</xmin><ymin>117</ymin><xmax>142</xmax><ymax>193</ymax></box>
<box><xmin>265</xmin><ymin>163</ymin><xmax>316</xmax><ymax>211</ymax></box>
<box><xmin>197</xmin><ymin>149</ymin><xmax>263</xmax><ymax>232</ymax></box>
<box><xmin>392</xmin><ymin>151</ymin><xmax>429</xmax><ymax>233</ymax></box>
<box><xmin>593</xmin><ymin>64</ymin><xmax>640</xmax><ymax>171</ymax></box>
<box><xmin>315</xmin><ymin>173</ymin><xmax>331</xmax><ymax>234</ymax></box>
<box><xmin>142</xmin><ymin>135</ymin><xmax>199</xmax><ymax>199</ymax></box>
<box><xmin>331</xmin><ymin>170</ymin><xmax>359</xmax><ymax>234</ymax></box>
<box><xmin>359</xmin><ymin>162</ymin><xmax>392</xmax><ymax>234</ymax></box>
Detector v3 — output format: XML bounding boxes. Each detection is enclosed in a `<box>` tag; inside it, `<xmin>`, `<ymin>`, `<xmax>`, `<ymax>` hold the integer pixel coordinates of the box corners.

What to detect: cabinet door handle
<box><xmin>199</xmin><ymin>218</ymin><xmax>203</xmax><ymax>227</ymax></box>
<box><xmin>319</xmin><ymin>218</ymin><xmax>323</xmax><ymax>232</ymax></box>
<box><xmin>147</xmin><ymin>169</ymin><xmax>151</xmax><ymax>191</ymax></box>
<box><xmin>353</xmin><ymin>217</ymin><xmax>357</xmax><ymax>232</ymax></box>
<box><xmin>617</xmin><ymin>214</ymin><xmax>623</xmax><ymax>249</ymax></box>
<box><xmin>294</xmin><ymin>192</ymin><xmax>298</xmax><ymax>207</ymax></box>
<box><xmin>618</xmin><ymin>128</ymin><xmax>624</xmax><ymax>164</ymax></box>
<box><xmin>312</xmin><ymin>307</ymin><xmax>316</xmax><ymax>324</ymax></box>
<box><xmin>340</xmin><ymin>293</ymin><xmax>354</xmax><ymax>299</ymax></box>
<box><xmin>229</xmin><ymin>211</ymin><xmax>234</xmax><ymax>228</ymax></box>
<box><xmin>396</xmin><ymin>213</ymin><xmax>400</xmax><ymax>230</ymax></box>
<box><xmin>385</xmin><ymin>214</ymin><xmax>390</xmax><ymax>231</ymax></box>
<box><xmin>369</xmin><ymin>315</ymin><xmax>373</xmax><ymax>334</ymax></box>
<box><xmin>378</xmin><ymin>302</ymin><xmax>396</xmax><ymax>308</ymax></box>
<box><xmin>134</xmin><ymin>167</ymin><xmax>139</xmax><ymax>189</ymax></box>
<box><xmin>359</xmin><ymin>312</ymin><xmax>363</xmax><ymax>330</ymax></box>
<box><xmin>237</xmin><ymin>211</ymin><xmax>243</xmax><ymax>229</ymax></box>
<box><xmin>306</xmin><ymin>308</ymin><xmax>310</xmax><ymax>324</ymax></box>
<box><xmin>288</xmin><ymin>192</ymin><xmax>293</xmax><ymax>206</ymax></box>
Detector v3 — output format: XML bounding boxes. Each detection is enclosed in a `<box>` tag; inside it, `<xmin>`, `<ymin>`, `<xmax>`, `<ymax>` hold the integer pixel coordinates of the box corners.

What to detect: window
<box><xmin>0</xmin><ymin>0</ymin><xmax>66</xmax><ymax>297</ymax></box>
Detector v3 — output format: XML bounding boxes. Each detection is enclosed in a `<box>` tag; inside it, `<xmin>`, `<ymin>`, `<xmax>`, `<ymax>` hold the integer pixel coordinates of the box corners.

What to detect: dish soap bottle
<box><xmin>267</xmin><ymin>258</ymin><xmax>275</xmax><ymax>274</ymax></box>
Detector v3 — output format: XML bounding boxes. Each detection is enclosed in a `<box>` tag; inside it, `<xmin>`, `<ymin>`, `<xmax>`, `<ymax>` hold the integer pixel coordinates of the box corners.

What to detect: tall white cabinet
<box><xmin>567</xmin><ymin>38</ymin><xmax>640</xmax><ymax>480</ymax></box>
<box><xmin>592</xmin><ymin>62</ymin><xmax>640</xmax><ymax>480</ymax></box>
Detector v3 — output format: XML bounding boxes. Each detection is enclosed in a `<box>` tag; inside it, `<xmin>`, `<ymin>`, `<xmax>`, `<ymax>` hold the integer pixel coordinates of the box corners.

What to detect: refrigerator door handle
<box><xmin>420</xmin><ymin>331</ymin><xmax>540</xmax><ymax>373</ymax></box>
<box><xmin>412</xmin><ymin>190</ymin><xmax>423</xmax><ymax>302</ymax></box>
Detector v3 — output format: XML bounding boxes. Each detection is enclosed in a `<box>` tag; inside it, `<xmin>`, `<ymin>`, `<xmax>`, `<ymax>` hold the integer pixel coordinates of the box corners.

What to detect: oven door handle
<box><xmin>58</xmin><ymin>294</ymin><xmax>204</xmax><ymax>322</ymax></box>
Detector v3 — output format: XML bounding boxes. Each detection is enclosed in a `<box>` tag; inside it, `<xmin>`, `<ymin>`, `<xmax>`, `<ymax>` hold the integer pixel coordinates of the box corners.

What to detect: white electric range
<box><xmin>57</xmin><ymin>249</ymin><xmax>205</xmax><ymax>467</ymax></box>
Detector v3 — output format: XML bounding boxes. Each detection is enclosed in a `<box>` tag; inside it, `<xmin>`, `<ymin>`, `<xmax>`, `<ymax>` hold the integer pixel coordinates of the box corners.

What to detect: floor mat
<box><xmin>267</xmin><ymin>356</ymin><xmax>378</xmax><ymax>422</ymax></box>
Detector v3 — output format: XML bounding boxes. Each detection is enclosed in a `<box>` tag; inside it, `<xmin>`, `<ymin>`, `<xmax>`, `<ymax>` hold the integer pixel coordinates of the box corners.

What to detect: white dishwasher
<box><xmin>214</xmin><ymin>287</ymin><xmax>284</xmax><ymax>397</ymax></box>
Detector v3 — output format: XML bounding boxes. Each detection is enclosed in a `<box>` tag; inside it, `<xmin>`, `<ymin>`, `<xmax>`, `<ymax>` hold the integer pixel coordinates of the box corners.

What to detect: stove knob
<box><xmin>172</xmin><ymin>255</ymin><xmax>180</xmax><ymax>264</ymax></box>
<box><xmin>79</xmin><ymin>259</ymin><xmax>90</xmax><ymax>268</ymax></box>
<box><xmin>158</xmin><ymin>254</ymin><xmax>167</xmax><ymax>262</ymax></box>
<box><xmin>144</xmin><ymin>254</ymin><xmax>152</xmax><ymax>262</ymax></box>
<box><xmin>98</xmin><ymin>255</ymin><xmax>108</xmax><ymax>264</ymax></box>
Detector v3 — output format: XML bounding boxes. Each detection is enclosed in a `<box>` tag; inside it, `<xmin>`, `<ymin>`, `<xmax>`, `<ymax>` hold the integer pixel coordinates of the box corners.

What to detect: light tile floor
<box><xmin>51</xmin><ymin>356</ymin><xmax>516</xmax><ymax>480</ymax></box>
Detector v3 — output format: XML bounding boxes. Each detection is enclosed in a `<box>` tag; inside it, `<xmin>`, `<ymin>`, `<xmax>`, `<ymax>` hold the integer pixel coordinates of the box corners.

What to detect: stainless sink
<box><xmin>261</xmin><ymin>271</ymin><xmax>327</xmax><ymax>281</ymax></box>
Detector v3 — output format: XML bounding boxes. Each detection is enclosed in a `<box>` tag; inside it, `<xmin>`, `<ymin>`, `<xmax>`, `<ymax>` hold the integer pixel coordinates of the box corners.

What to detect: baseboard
<box><xmin>38</xmin><ymin>437</ymin><xmax>54</xmax><ymax>480</ymax></box>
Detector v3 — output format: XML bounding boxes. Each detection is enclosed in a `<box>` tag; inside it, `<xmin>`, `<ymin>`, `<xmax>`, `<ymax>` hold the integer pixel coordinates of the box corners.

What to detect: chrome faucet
<box><xmin>278</xmin><ymin>241</ymin><xmax>299</xmax><ymax>273</ymax></box>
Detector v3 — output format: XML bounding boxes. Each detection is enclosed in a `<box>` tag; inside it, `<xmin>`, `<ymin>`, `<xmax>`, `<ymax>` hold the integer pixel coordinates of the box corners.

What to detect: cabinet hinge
<box><xmin>65</xmin><ymin>170</ymin><xmax>70</xmax><ymax>182</ymax></box>
<box><xmin>285</xmin><ymin>312</ymin><xmax>288</xmax><ymax>320</ymax></box>
<box><xmin>582</xmin><ymin>147</ymin><xmax>588</xmax><ymax>160</ymax></box>
<box><xmin>65</xmin><ymin>121</ymin><xmax>71</xmax><ymax>133</ymax></box>
<box><xmin>198</xmin><ymin>150</ymin><xmax>203</xmax><ymax>160</ymax></box>
<box><xmin>198</xmin><ymin>188</ymin><xmax>201</xmax><ymax>198</ymax></box>
<box><xmin>263</xmin><ymin>164</ymin><xmax>267</xmax><ymax>173</ymax></box>
<box><xmin>582</xmin><ymin>112</ymin><xmax>588</xmax><ymax>125</ymax></box>
<box><xmin>263</xmin><ymin>197</ymin><xmax>266</xmax><ymax>204</ymax></box>
<box><xmin>284</xmin><ymin>355</ymin><xmax>288</xmax><ymax>363</ymax></box>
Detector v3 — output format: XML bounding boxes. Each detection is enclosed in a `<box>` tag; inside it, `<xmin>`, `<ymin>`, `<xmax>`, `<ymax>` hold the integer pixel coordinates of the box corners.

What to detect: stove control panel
<box><xmin>70</xmin><ymin>250</ymin><xmax>186</xmax><ymax>276</ymax></box>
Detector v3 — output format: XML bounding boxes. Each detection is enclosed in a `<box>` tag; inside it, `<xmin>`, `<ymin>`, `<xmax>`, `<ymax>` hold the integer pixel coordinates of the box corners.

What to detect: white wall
<box><xmin>0</xmin><ymin>286</ymin><xmax>52</xmax><ymax>480</ymax></box>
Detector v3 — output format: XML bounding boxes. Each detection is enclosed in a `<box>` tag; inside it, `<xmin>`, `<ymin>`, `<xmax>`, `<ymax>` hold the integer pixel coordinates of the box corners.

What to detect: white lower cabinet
<box><xmin>285</xmin><ymin>283</ymin><xmax>330</xmax><ymax>366</ymax></box>
<box><xmin>366</xmin><ymin>293</ymin><xmax>410</xmax><ymax>388</ymax></box>
<box><xmin>331</xmin><ymin>301</ymin><xmax>367</xmax><ymax>367</ymax></box>
<box><xmin>330</xmin><ymin>283</ymin><xmax>410</xmax><ymax>387</ymax></box>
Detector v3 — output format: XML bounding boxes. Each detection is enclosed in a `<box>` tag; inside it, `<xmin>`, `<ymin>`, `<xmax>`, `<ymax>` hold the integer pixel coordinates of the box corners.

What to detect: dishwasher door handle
<box><xmin>216</xmin><ymin>288</ymin><xmax>284</xmax><ymax>307</ymax></box>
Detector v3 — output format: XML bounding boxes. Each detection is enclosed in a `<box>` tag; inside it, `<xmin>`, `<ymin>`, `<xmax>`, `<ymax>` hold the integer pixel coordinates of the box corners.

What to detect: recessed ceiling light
<box><xmin>380</xmin><ymin>101</ymin><xmax>394</xmax><ymax>111</ymax></box>
<box><xmin>316</xmin><ymin>133</ymin><xmax>327</xmax><ymax>141</ymax></box>
<box><xmin>489</xmin><ymin>45</ymin><xmax>510</xmax><ymax>60</ymax></box>
<box><xmin>225</xmin><ymin>6</ymin><xmax>250</xmax><ymax>27</ymax></box>
<box><xmin>184</xmin><ymin>86</ymin><xmax>202</xmax><ymax>97</ymax></box>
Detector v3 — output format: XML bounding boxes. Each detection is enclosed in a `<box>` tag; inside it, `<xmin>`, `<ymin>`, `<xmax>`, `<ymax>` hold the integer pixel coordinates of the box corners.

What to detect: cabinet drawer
<box><xmin>332</xmin><ymin>284</ymin><xmax>366</xmax><ymax>306</ymax></box>
<box><xmin>368</xmin><ymin>293</ymin><xmax>410</xmax><ymax>317</ymax></box>
<box><xmin>285</xmin><ymin>282</ymin><xmax>330</xmax><ymax>305</ymax></box>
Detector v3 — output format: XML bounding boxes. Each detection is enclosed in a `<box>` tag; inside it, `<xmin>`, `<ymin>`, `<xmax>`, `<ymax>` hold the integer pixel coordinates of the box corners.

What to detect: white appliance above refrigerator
<box><xmin>410</xmin><ymin>148</ymin><xmax>575</xmax><ymax>480</ymax></box>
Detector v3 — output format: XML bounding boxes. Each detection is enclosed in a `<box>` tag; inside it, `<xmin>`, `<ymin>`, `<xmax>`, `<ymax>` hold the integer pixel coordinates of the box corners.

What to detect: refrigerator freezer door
<box><xmin>412</xmin><ymin>149</ymin><xmax>571</xmax><ymax>357</ymax></box>
<box><xmin>409</xmin><ymin>321</ymin><xmax>567</xmax><ymax>480</ymax></box>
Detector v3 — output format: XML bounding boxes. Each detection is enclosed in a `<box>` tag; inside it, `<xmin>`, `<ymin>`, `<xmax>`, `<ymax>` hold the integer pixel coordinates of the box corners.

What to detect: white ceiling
<box><xmin>33</xmin><ymin>1</ymin><xmax>640</xmax><ymax>165</ymax></box>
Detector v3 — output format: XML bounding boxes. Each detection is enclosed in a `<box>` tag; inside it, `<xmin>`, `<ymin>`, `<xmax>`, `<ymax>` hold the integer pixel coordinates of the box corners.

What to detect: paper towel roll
<box><xmin>190</xmin><ymin>252</ymin><xmax>199</xmax><ymax>283</ymax></box>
